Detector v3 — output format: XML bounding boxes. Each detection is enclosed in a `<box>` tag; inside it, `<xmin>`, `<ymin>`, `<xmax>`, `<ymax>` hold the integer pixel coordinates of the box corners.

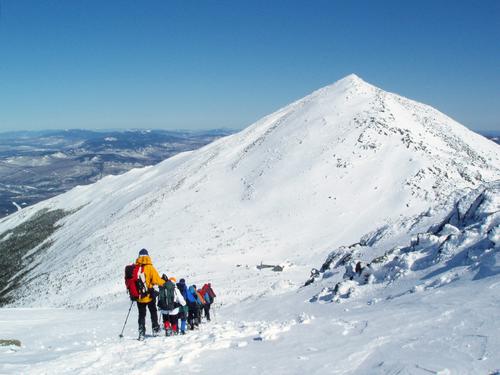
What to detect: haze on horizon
<box><xmin>0</xmin><ymin>0</ymin><xmax>498</xmax><ymax>133</ymax></box>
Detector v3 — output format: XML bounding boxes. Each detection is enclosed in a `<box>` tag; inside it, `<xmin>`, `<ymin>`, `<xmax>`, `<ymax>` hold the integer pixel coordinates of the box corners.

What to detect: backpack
<box><xmin>207</xmin><ymin>285</ymin><xmax>216</xmax><ymax>299</ymax></box>
<box><xmin>158</xmin><ymin>281</ymin><xmax>176</xmax><ymax>310</ymax></box>
<box><xmin>124</xmin><ymin>264</ymin><xmax>148</xmax><ymax>301</ymax></box>
<box><xmin>204</xmin><ymin>292</ymin><xmax>211</xmax><ymax>304</ymax></box>
<box><xmin>186</xmin><ymin>286</ymin><xmax>197</xmax><ymax>304</ymax></box>
<box><xmin>196</xmin><ymin>290</ymin><xmax>206</xmax><ymax>305</ymax></box>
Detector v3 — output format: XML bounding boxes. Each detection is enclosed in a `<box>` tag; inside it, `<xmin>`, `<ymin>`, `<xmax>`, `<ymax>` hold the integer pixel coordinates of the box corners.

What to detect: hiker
<box><xmin>158</xmin><ymin>276</ymin><xmax>186</xmax><ymax>336</ymax></box>
<box><xmin>201</xmin><ymin>283</ymin><xmax>216</xmax><ymax>321</ymax></box>
<box><xmin>186</xmin><ymin>285</ymin><xmax>201</xmax><ymax>329</ymax></box>
<box><xmin>176</xmin><ymin>278</ymin><xmax>190</xmax><ymax>334</ymax></box>
<box><xmin>195</xmin><ymin>286</ymin><xmax>207</xmax><ymax>322</ymax></box>
<box><xmin>135</xmin><ymin>248</ymin><xmax>165</xmax><ymax>340</ymax></box>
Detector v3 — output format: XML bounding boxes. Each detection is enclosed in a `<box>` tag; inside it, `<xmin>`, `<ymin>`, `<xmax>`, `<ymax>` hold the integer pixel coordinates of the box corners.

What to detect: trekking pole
<box><xmin>119</xmin><ymin>300</ymin><xmax>134</xmax><ymax>338</ymax></box>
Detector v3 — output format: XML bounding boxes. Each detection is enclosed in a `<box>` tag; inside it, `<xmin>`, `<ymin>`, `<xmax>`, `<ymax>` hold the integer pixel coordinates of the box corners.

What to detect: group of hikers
<box><xmin>125</xmin><ymin>248</ymin><xmax>216</xmax><ymax>340</ymax></box>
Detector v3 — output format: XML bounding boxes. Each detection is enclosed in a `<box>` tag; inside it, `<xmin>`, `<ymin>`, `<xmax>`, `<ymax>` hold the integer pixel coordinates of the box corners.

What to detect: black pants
<box><xmin>187</xmin><ymin>302</ymin><xmax>199</xmax><ymax>329</ymax></box>
<box><xmin>137</xmin><ymin>299</ymin><xmax>159</xmax><ymax>334</ymax></box>
<box><xmin>203</xmin><ymin>303</ymin><xmax>211</xmax><ymax>321</ymax></box>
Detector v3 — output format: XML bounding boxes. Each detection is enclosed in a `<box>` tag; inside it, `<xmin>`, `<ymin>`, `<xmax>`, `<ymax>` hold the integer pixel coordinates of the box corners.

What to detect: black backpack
<box><xmin>158</xmin><ymin>280</ymin><xmax>176</xmax><ymax>310</ymax></box>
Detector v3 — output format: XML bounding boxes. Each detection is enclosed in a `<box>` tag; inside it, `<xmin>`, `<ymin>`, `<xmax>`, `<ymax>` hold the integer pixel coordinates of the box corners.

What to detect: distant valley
<box><xmin>0</xmin><ymin>129</ymin><xmax>232</xmax><ymax>218</ymax></box>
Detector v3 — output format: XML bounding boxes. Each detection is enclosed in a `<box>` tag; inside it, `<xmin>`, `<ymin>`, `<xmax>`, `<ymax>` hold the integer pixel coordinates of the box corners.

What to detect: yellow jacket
<box><xmin>135</xmin><ymin>255</ymin><xmax>165</xmax><ymax>303</ymax></box>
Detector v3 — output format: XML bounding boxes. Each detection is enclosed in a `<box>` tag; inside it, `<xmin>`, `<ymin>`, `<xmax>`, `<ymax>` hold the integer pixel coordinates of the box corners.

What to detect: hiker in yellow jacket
<box><xmin>136</xmin><ymin>248</ymin><xmax>165</xmax><ymax>340</ymax></box>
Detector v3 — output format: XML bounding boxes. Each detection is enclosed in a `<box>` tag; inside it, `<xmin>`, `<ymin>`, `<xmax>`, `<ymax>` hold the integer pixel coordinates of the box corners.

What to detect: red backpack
<box><xmin>124</xmin><ymin>264</ymin><xmax>148</xmax><ymax>301</ymax></box>
<box><xmin>207</xmin><ymin>284</ymin><xmax>216</xmax><ymax>299</ymax></box>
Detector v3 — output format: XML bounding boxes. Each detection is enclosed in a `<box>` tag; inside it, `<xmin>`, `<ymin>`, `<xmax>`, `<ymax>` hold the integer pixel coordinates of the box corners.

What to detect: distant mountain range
<box><xmin>0</xmin><ymin>129</ymin><xmax>233</xmax><ymax>218</ymax></box>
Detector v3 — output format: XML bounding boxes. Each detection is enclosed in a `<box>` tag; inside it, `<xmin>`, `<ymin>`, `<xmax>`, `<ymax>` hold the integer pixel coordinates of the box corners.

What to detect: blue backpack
<box><xmin>186</xmin><ymin>286</ymin><xmax>197</xmax><ymax>303</ymax></box>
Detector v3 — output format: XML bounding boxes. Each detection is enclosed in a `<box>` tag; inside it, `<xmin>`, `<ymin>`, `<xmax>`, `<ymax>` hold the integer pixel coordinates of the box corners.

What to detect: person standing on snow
<box><xmin>195</xmin><ymin>286</ymin><xmax>207</xmax><ymax>323</ymax></box>
<box><xmin>176</xmin><ymin>278</ymin><xmax>190</xmax><ymax>334</ymax></box>
<box><xmin>201</xmin><ymin>283</ymin><xmax>216</xmax><ymax>321</ymax></box>
<box><xmin>135</xmin><ymin>248</ymin><xmax>165</xmax><ymax>340</ymax></box>
<box><xmin>186</xmin><ymin>285</ymin><xmax>201</xmax><ymax>329</ymax></box>
<box><xmin>158</xmin><ymin>276</ymin><xmax>186</xmax><ymax>336</ymax></box>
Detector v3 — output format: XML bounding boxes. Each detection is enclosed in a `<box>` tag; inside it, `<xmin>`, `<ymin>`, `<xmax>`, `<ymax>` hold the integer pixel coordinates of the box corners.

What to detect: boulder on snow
<box><xmin>0</xmin><ymin>339</ymin><xmax>21</xmax><ymax>347</ymax></box>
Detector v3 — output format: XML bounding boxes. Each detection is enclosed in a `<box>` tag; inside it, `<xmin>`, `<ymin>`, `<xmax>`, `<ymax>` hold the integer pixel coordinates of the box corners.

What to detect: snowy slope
<box><xmin>1</xmin><ymin>183</ymin><xmax>499</xmax><ymax>374</ymax></box>
<box><xmin>0</xmin><ymin>74</ymin><xmax>499</xmax><ymax>373</ymax></box>
<box><xmin>1</xmin><ymin>74</ymin><xmax>499</xmax><ymax>308</ymax></box>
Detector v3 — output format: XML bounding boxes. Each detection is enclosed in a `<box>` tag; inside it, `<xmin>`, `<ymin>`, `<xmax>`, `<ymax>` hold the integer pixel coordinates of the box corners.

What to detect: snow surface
<box><xmin>0</xmin><ymin>74</ymin><xmax>499</xmax><ymax>374</ymax></box>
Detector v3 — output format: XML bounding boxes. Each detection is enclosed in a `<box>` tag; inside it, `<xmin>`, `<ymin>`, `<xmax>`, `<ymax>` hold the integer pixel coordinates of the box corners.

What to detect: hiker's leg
<box><xmin>205</xmin><ymin>303</ymin><xmax>211</xmax><ymax>321</ymax></box>
<box><xmin>197</xmin><ymin>305</ymin><xmax>202</xmax><ymax>324</ymax></box>
<box><xmin>188</xmin><ymin>303</ymin><xmax>195</xmax><ymax>329</ymax></box>
<box><xmin>180</xmin><ymin>318</ymin><xmax>187</xmax><ymax>333</ymax></box>
<box><xmin>162</xmin><ymin>313</ymin><xmax>171</xmax><ymax>330</ymax></box>
<box><xmin>180</xmin><ymin>308</ymin><xmax>187</xmax><ymax>333</ymax></box>
<box><xmin>169</xmin><ymin>314</ymin><xmax>178</xmax><ymax>333</ymax></box>
<box><xmin>137</xmin><ymin>302</ymin><xmax>147</xmax><ymax>335</ymax></box>
<box><xmin>147</xmin><ymin>299</ymin><xmax>160</xmax><ymax>333</ymax></box>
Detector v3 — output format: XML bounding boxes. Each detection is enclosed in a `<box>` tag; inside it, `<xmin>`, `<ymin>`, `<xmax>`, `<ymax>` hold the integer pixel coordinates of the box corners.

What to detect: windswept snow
<box><xmin>0</xmin><ymin>74</ymin><xmax>499</xmax><ymax>374</ymax></box>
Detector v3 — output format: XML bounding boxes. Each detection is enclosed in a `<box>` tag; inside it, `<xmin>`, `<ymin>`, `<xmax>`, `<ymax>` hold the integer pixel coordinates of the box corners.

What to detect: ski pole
<box><xmin>119</xmin><ymin>300</ymin><xmax>134</xmax><ymax>338</ymax></box>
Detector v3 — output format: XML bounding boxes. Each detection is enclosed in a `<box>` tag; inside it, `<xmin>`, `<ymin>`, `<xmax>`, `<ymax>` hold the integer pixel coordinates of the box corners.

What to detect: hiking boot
<box><xmin>152</xmin><ymin>326</ymin><xmax>161</xmax><ymax>337</ymax></box>
<box><xmin>138</xmin><ymin>325</ymin><xmax>146</xmax><ymax>341</ymax></box>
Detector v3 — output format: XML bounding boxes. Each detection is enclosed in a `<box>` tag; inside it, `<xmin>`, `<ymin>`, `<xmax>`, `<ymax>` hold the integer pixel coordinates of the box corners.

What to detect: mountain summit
<box><xmin>0</xmin><ymin>75</ymin><xmax>499</xmax><ymax>307</ymax></box>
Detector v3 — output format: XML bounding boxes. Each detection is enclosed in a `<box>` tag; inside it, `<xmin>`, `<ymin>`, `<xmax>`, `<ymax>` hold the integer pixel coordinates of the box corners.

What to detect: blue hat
<box><xmin>138</xmin><ymin>248</ymin><xmax>149</xmax><ymax>256</ymax></box>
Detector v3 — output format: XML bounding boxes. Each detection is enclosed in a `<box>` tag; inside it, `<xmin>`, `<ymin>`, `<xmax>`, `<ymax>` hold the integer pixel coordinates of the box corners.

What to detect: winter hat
<box><xmin>138</xmin><ymin>248</ymin><xmax>149</xmax><ymax>256</ymax></box>
<box><xmin>179</xmin><ymin>278</ymin><xmax>186</xmax><ymax>284</ymax></box>
<box><xmin>169</xmin><ymin>277</ymin><xmax>177</xmax><ymax>283</ymax></box>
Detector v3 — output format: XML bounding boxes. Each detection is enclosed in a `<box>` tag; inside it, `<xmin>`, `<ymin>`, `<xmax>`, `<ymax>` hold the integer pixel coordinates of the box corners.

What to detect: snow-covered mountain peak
<box><xmin>326</xmin><ymin>73</ymin><xmax>371</xmax><ymax>90</ymax></box>
<box><xmin>0</xmin><ymin>75</ymin><xmax>499</xmax><ymax>309</ymax></box>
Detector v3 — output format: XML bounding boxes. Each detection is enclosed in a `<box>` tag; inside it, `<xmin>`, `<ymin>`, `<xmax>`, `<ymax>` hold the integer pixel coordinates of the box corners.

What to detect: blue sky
<box><xmin>0</xmin><ymin>0</ymin><xmax>498</xmax><ymax>132</ymax></box>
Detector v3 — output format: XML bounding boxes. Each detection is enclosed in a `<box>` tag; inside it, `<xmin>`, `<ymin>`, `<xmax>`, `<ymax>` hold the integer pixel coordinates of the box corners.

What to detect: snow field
<box><xmin>2</xmin><ymin>270</ymin><xmax>499</xmax><ymax>374</ymax></box>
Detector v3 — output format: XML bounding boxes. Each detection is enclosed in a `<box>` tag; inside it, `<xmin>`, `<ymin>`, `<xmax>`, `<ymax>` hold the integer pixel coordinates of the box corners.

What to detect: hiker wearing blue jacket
<box><xmin>176</xmin><ymin>279</ymin><xmax>189</xmax><ymax>334</ymax></box>
<box><xmin>187</xmin><ymin>285</ymin><xmax>200</xmax><ymax>330</ymax></box>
